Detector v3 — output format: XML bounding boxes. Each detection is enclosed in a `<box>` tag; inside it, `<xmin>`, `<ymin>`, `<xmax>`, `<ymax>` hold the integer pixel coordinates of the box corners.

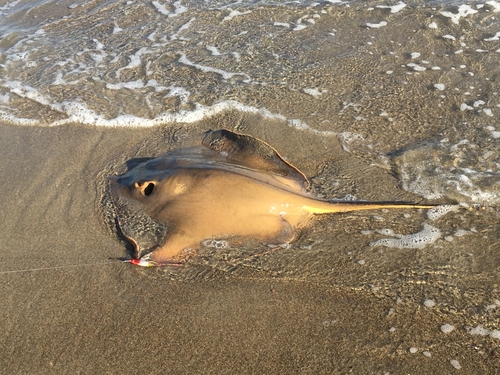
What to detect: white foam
<box><xmin>0</xmin><ymin>93</ymin><xmax>10</xmax><ymax>104</ymax></box>
<box><xmin>274</xmin><ymin>22</ymin><xmax>290</xmax><ymax>28</ymax></box>
<box><xmin>485</xmin><ymin>300</ymin><xmax>500</xmax><ymax>311</ymax></box>
<box><xmin>434</xmin><ymin>83</ymin><xmax>445</xmax><ymax>91</ymax></box>
<box><xmin>409</xmin><ymin>347</ymin><xmax>418</xmax><ymax>353</ymax></box>
<box><xmin>113</xmin><ymin>23</ymin><xmax>123</xmax><ymax>34</ymax></box>
<box><xmin>366</xmin><ymin>21</ymin><xmax>387</xmax><ymax>28</ymax></box>
<box><xmin>485</xmin><ymin>32</ymin><xmax>500</xmax><ymax>41</ymax></box>
<box><xmin>483</xmin><ymin>108</ymin><xmax>494</xmax><ymax>117</ymax></box>
<box><xmin>178</xmin><ymin>53</ymin><xmax>251</xmax><ymax>82</ymax></box>
<box><xmin>423</xmin><ymin>351</ymin><xmax>431</xmax><ymax>357</ymax></box>
<box><xmin>486</xmin><ymin>1</ymin><xmax>500</xmax><ymax>12</ymax></box>
<box><xmin>428</xmin><ymin>22</ymin><xmax>437</xmax><ymax>29</ymax></box>
<box><xmin>106</xmin><ymin>79</ymin><xmax>145</xmax><ymax>90</ymax></box>
<box><xmin>2</xmin><ymin>77</ymin><xmax>340</xmax><ymax>134</ymax></box>
<box><xmin>376</xmin><ymin>2</ymin><xmax>406</xmax><ymax>13</ymax></box>
<box><xmin>0</xmin><ymin>110</ymin><xmax>39</xmax><ymax>126</ymax></box>
<box><xmin>201</xmin><ymin>239</ymin><xmax>229</xmax><ymax>249</ymax></box>
<box><xmin>450</xmin><ymin>360</ymin><xmax>461</xmax><ymax>370</ymax></box>
<box><xmin>441</xmin><ymin>5</ymin><xmax>478</xmax><ymax>25</ymax></box>
<box><xmin>293</xmin><ymin>24</ymin><xmax>308</xmax><ymax>31</ymax></box>
<box><xmin>407</xmin><ymin>63</ymin><xmax>426</xmax><ymax>71</ymax></box>
<box><xmin>468</xmin><ymin>325</ymin><xmax>497</xmax><ymax>338</ymax></box>
<box><xmin>424</xmin><ymin>299</ymin><xmax>436</xmax><ymax>308</ymax></box>
<box><xmin>206</xmin><ymin>46</ymin><xmax>222</xmax><ymax>56</ymax></box>
<box><xmin>440</xmin><ymin>324</ymin><xmax>455</xmax><ymax>333</ymax></box>
<box><xmin>427</xmin><ymin>205</ymin><xmax>459</xmax><ymax>220</ymax></box>
<box><xmin>303</xmin><ymin>88</ymin><xmax>326</xmax><ymax>98</ymax></box>
<box><xmin>152</xmin><ymin>0</ymin><xmax>187</xmax><ymax>17</ymax></box>
<box><xmin>376</xmin><ymin>228</ymin><xmax>396</xmax><ymax>236</ymax></box>
<box><xmin>486</xmin><ymin>126</ymin><xmax>500</xmax><ymax>138</ymax></box>
<box><xmin>170</xmin><ymin>17</ymin><xmax>195</xmax><ymax>40</ymax></box>
<box><xmin>223</xmin><ymin>9</ymin><xmax>251</xmax><ymax>22</ymax></box>
<box><xmin>410</xmin><ymin>52</ymin><xmax>420</xmax><ymax>59</ymax></box>
<box><xmin>116</xmin><ymin>47</ymin><xmax>150</xmax><ymax>79</ymax></box>
<box><xmin>166</xmin><ymin>85</ymin><xmax>190</xmax><ymax>104</ymax></box>
<box><xmin>443</xmin><ymin>34</ymin><xmax>456</xmax><ymax>41</ymax></box>
<box><xmin>370</xmin><ymin>223</ymin><xmax>441</xmax><ymax>250</ymax></box>
<box><xmin>0</xmin><ymin>0</ymin><xmax>20</xmax><ymax>15</ymax></box>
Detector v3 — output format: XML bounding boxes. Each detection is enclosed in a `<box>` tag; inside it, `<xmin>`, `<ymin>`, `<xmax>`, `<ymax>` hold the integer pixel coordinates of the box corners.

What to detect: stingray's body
<box><xmin>109</xmin><ymin>129</ymin><xmax>434</xmax><ymax>265</ymax></box>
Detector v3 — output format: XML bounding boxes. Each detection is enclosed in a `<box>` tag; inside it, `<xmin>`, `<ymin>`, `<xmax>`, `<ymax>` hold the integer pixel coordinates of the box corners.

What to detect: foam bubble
<box><xmin>152</xmin><ymin>0</ymin><xmax>187</xmax><ymax>17</ymax></box>
<box><xmin>424</xmin><ymin>299</ymin><xmax>436</xmax><ymax>308</ymax></box>
<box><xmin>376</xmin><ymin>228</ymin><xmax>396</xmax><ymax>236</ymax></box>
<box><xmin>409</xmin><ymin>347</ymin><xmax>418</xmax><ymax>353</ymax></box>
<box><xmin>366</xmin><ymin>21</ymin><xmax>387</xmax><ymax>28</ymax></box>
<box><xmin>106</xmin><ymin>79</ymin><xmax>145</xmax><ymax>90</ymax></box>
<box><xmin>0</xmin><ymin>93</ymin><xmax>10</xmax><ymax>104</ymax></box>
<box><xmin>427</xmin><ymin>205</ymin><xmax>459</xmax><ymax>220</ymax></box>
<box><xmin>376</xmin><ymin>2</ymin><xmax>406</xmax><ymax>13</ymax></box>
<box><xmin>178</xmin><ymin>53</ymin><xmax>251</xmax><ymax>82</ymax></box>
<box><xmin>206</xmin><ymin>46</ymin><xmax>221</xmax><ymax>56</ymax></box>
<box><xmin>440</xmin><ymin>323</ymin><xmax>455</xmax><ymax>333</ymax></box>
<box><xmin>0</xmin><ymin>0</ymin><xmax>20</xmax><ymax>15</ymax></box>
<box><xmin>460</xmin><ymin>103</ymin><xmax>473</xmax><ymax>111</ymax></box>
<box><xmin>468</xmin><ymin>325</ymin><xmax>500</xmax><ymax>340</ymax></box>
<box><xmin>112</xmin><ymin>23</ymin><xmax>123</xmax><ymax>34</ymax></box>
<box><xmin>483</xmin><ymin>108</ymin><xmax>494</xmax><ymax>117</ymax></box>
<box><xmin>0</xmin><ymin>110</ymin><xmax>39</xmax><ymax>126</ymax></box>
<box><xmin>410</xmin><ymin>52</ymin><xmax>420</xmax><ymax>59</ymax></box>
<box><xmin>223</xmin><ymin>9</ymin><xmax>252</xmax><ymax>22</ymax></box>
<box><xmin>434</xmin><ymin>83</ymin><xmax>445</xmax><ymax>91</ymax></box>
<box><xmin>370</xmin><ymin>223</ymin><xmax>441</xmax><ymax>249</ymax></box>
<box><xmin>293</xmin><ymin>24</ymin><xmax>307</xmax><ymax>31</ymax></box>
<box><xmin>201</xmin><ymin>239</ymin><xmax>229</xmax><ymax>249</ymax></box>
<box><xmin>486</xmin><ymin>1</ymin><xmax>500</xmax><ymax>12</ymax></box>
<box><xmin>116</xmin><ymin>47</ymin><xmax>150</xmax><ymax>79</ymax></box>
<box><xmin>486</xmin><ymin>126</ymin><xmax>500</xmax><ymax>137</ymax></box>
<box><xmin>303</xmin><ymin>88</ymin><xmax>326</xmax><ymax>98</ymax></box>
<box><xmin>440</xmin><ymin>5</ymin><xmax>478</xmax><ymax>25</ymax></box>
<box><xmin>407</xmin><ymin>63</ymin><xmax>426</xmax><ymax>71</ymax></box>
<box><xmin>450</xmin><ymin>360</ymin><xmax>461</xmax><ymax>369</ymax></box>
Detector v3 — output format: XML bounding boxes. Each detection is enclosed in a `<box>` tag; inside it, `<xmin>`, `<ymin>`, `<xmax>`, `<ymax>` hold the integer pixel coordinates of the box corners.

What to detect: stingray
<box><xmin>109</xmin><ymin>129</ymin><xmax>435</xmax><ymax>266</ymax></box>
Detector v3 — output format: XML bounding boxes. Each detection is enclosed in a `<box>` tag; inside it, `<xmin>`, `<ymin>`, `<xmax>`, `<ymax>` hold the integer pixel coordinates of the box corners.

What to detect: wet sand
<box><xmin>1</xmin><ymin>121</ymin><xmax>499</xmax><ymax>374</ymax></box>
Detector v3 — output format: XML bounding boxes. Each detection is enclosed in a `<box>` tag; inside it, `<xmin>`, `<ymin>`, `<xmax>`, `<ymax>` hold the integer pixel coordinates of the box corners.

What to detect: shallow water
<box><xmin>1</xmin><ymin>0</ymin><xmax>500</xmax><ymax>373</ymax></box>
<box><xmin>2</xmin><ymin>0</ymin><xmax>500</xmax><ymax>202</ymax></box>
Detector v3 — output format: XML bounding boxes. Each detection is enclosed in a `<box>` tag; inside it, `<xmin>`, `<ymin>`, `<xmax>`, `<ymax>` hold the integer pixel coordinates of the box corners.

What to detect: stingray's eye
<box><xmin>143</xmin><ymin>182</ymin><xmax>155</xmax><ymax>196</ymax></box>
<box><xmin>135</xmin><ymin>181</ymin><xmax>156</xmax><ymax>196</ymax></box>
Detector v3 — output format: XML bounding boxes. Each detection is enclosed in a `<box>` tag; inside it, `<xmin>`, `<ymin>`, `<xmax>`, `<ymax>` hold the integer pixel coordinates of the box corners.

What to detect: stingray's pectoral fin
<box><xmin>146</xmin><ymin>232</ymin><xmax>200</xmax><ymax>263</ymax></box>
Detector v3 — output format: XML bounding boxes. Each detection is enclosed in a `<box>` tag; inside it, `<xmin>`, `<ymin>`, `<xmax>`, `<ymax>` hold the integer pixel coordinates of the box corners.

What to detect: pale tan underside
<box><xmin>145</xmin><ymin>170</ymin><xmax>434</xmax><ymax>262</ymax></box>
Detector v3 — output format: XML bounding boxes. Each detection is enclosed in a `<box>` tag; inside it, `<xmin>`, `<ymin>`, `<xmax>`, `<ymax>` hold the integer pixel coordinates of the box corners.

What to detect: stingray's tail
<box><xmin>303</xmin><ymin>201</ymin><xmax>437</xmax><ymax>214</ymax></box>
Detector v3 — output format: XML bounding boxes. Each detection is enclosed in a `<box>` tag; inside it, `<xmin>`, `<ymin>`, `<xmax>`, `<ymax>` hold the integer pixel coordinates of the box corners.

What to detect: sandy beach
<box><xmin>1</xmin><ymin>121</ymin><xmax>499</xmax><ymax>374</ymax></box>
